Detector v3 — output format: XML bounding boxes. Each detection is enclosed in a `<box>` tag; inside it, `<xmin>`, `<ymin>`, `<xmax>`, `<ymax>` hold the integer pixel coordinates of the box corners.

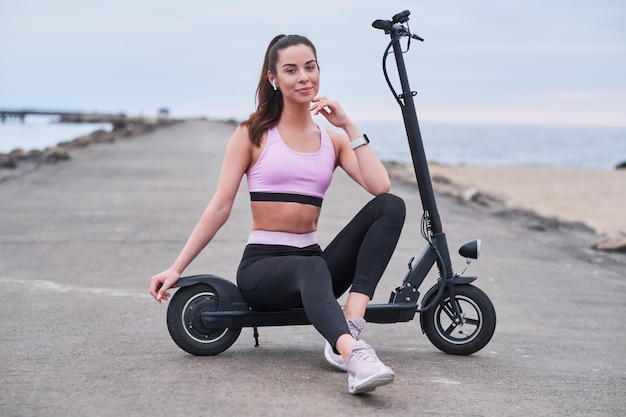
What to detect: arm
<box><xmin>149</xmin><ymin>125</ymin><xmax>252</xmax><ymax>302</ymax></box>
<box><xmin>310</xmin><ymin>97</ymin><xmax>390</xmax><ymax>195</ymax></box>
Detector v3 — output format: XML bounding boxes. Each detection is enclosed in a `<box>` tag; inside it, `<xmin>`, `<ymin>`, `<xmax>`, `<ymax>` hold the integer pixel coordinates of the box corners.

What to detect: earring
<box><xmin>272</xmin><ymin>80</ymin><xmax>277</xmax><ymax>91</ymax></box>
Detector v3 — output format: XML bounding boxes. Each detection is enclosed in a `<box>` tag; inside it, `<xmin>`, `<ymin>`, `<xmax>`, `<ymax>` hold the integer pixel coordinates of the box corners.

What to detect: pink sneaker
<box><xmin>347</xmin><ymin>340</ymin><xmax>395</xmax><ymax>394</ymax></box>
<box><xmin>324</xmin><ymin>317</ymin><xmax>365</xmax><ymax>371</ymax></box>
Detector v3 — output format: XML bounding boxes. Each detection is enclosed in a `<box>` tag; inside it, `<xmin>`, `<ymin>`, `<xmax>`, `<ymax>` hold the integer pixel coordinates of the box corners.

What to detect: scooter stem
<box><xmin>389</xmin><ymin>25</ymin><xmax>443</xmax><ymax>235</ymax></box>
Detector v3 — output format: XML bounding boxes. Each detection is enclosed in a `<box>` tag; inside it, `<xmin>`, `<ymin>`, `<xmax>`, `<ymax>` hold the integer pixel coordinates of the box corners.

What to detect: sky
<box><xmin>1</xmin><ymin>0</ymin><xmax>625</xmax><ymax>127</ymax></box>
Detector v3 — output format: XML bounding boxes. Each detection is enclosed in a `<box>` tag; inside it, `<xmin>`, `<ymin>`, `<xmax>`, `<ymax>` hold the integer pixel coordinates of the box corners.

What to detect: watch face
<box><xmin>363</xmin><ymin>134</ymin><xmax>370</xmax><ymax>143</ymax></box>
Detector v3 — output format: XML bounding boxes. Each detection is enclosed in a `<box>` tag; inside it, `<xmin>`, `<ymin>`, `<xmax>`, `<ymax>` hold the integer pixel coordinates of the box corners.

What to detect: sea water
<box><xmin>0</xmin><ymin>115</ymin><xmax>112</xmax><ymax>153</ymax></box>
<box><xmin>1</xmin><ymin>115</ymin><xmax>624</xmax><ymax>169</ymax></box>
<box><xmin>358</xmin><ymin>120</ymin><xmax>626</xmax><ymax>170</ymax></box>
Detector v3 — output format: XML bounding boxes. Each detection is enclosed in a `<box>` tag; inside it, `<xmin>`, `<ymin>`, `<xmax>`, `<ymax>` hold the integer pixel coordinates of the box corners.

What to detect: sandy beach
<box><xmin>386</xmin><ymin>162</ymin><xmax>626</xmax><ymax>240</ymax></box>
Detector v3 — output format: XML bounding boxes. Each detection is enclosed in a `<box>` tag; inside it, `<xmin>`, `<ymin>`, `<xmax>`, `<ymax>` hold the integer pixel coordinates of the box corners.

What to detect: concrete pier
<box><xmin>1</xmin><ymin>120</ymin><xmax>624</xmax><ymax>416</ymax></box>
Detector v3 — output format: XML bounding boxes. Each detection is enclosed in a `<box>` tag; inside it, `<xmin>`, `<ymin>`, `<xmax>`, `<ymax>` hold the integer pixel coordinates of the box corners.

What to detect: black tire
<box><xmin>421</xmin><ymin>284</ymin><xmax>496</xmax><ymax>355</ymax></box>
<box><xmin>167</xmin><ymin>284</ymin><xmax>242</xmax><ymax>356</ymax></box>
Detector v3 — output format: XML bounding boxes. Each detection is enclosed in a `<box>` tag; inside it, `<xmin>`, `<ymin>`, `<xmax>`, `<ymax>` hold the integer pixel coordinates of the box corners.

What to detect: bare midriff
<box><xmin>251</xmin><ymin>201</ymin><xmax>321</xmax><ymax>234</ymax></box>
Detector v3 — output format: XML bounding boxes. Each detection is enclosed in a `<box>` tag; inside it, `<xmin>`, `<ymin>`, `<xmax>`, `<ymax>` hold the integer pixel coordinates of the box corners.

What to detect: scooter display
<box><xmin>165</xmin><ymin>10</ymin><xmax>496</xmax><ymax>357</ymax></box>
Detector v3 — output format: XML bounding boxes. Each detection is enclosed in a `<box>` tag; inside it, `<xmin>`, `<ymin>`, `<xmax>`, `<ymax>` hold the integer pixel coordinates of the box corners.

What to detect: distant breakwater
<box><xmin>0</xmin><ymin>114</ymin><xmax>181</xmax><ymax>170</ymax></box>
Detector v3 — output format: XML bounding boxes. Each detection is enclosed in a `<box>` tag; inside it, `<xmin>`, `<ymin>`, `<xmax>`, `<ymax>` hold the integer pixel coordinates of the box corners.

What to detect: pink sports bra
<box><xmin>246</xmin><ymin>125</ymin><xmax>336</xmax><ymax>207</ymax></box>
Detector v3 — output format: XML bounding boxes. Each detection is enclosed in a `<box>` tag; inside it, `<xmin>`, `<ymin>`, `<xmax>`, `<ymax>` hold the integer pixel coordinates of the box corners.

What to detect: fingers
<box><xmin>149</xmin><ymin>277</ymin><xmax>161</xmax><ymax>301</ymax></box>
<box><xmin>313</xmin><ymin>106</ymin><xmax>331</xmax><ymax>116</ymax></box>
<box><xmin>150</xmin><ymin>268</ymin><xmax>181</xmax><ymax>303</ymax></box>
<box><xmin>150</xmin><ymin>274</ymin><xmax>173</xmax><ymax>303</ymax></box>
<box><xmin>311</xmin><ymin>97</ymin><xmax>352</xmax><ymax>129</ymax></box>
<box><xmin>159</xmin><ymin>291</ymin><xmax>171</xmax><ymax>302</ymax></box>
<box><xmin>309</xmin><ymin>96</ymin><xmax>335</xmax><ymax>114</ymax></box>
<box><xmin>156</xmin><ymin>280</ymin><xmax>173</xmax><ymax>302</ymax></box>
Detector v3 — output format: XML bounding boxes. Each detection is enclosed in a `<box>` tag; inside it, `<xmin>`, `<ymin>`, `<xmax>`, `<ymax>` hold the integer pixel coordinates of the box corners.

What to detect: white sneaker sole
<box><xmin>348</xmin><ymin>367</ymin><xmax>395</xmax><ymax>394</ymax></box>
<box><xmin>324</xmin><ymin>341</ymin><xmax>348</xmax><ymax>372</ymax></box>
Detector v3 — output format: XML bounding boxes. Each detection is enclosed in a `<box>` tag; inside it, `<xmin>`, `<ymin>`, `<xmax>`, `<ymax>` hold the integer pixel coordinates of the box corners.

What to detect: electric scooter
<box><xmin>165</xmin><ymin>10</ymin><xmax>496</xmax><ymax>357</ymax></box>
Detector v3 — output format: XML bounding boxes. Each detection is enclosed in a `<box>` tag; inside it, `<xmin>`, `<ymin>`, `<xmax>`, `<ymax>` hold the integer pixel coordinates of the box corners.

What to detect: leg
<box><xmin>321</xmin><ymin>194</ymin><xmax>405</xmax><ymax>372</ymax></box>
<box><xmin>343</xmin><ymin>292</ymin><xmax>370</xmax><ymax>320</ymax></box>
<box><xmin>321</xmin><ymin>193</ymin><xmax>406</xmax><ymax>301</ymax></box>
<box><xmin>237</xmin><ymin>247</ymin><xmax>350</xmax><ymax>350</ymax></box>
<box><xmin>335</xmin><ymin>334</ymin><xmax>355</xmax><ymax>364</ymax></box>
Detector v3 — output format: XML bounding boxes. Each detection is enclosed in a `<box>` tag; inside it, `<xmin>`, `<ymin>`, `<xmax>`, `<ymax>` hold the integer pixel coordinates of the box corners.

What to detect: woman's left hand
<box><xmin>309</xmin><ymin>97</ymin><xmax>352</xmax><ymax>130</ymax></box>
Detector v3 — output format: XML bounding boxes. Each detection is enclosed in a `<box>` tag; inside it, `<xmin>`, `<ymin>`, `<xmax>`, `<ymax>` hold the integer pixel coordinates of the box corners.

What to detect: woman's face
<box><xmin>271</xmin><ymin>44</ymin><xmax>320</xmax><ymax>104</ymax></box>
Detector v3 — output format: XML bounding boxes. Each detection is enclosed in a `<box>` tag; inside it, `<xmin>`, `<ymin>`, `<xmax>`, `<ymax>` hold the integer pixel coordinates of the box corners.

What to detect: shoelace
<box><xmin>351</xmin><ymin>344</ymin><xmax>380</xmax><ymax>364</ymax></box>
<box><xmin>348</xmin><ymin>321</ymin><xmax>363</xmax><ymax>340</ymax></box>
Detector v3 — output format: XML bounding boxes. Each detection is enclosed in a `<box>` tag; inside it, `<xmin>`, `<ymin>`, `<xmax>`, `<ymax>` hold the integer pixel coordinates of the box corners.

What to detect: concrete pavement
<box><xmin>1</xmin><ymin>120</ymin><xmax>624</xmax><ymax>416</ymax></box>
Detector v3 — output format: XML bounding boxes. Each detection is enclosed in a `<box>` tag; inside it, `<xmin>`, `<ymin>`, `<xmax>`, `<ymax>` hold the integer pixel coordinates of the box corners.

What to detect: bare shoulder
<box><xmin>231</xmin><ymin>123</ymin><xmax>252</xmax><ymax>143</ymax></box>
<box><xmin>324</xmin><ymin>128</ymin><xmax>349</xmax><ymax>156</ymax></box>
<box><xmin>220</xmin><ymin>124</ymin><xmax>253</xmax><ymax>168</ymax></box>
<box><xmin>231</xmin><ymin>123</ymin><xmax>268</xmax><ymax>148</ymax></box>
<box><xmin>225</xmin><ymin>124</ymin><xmax>256</xmax><ymax>156</ymax></box>
<box><xmin>324</xmin><ymin>128</ymin><xmax>348</xmax><ymax>143</ymax></box>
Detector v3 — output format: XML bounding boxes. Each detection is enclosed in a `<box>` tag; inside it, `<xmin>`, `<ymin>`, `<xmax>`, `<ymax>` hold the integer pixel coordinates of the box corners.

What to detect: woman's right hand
<box><xmin>149</xmin><ymin>268</ymin><xmax>181</xmax><ymax>303</ymax></box>
<box><xmin>147</xmin><ymin>125</ymin><xmax>250</xmax><ymax>304</ymax></box>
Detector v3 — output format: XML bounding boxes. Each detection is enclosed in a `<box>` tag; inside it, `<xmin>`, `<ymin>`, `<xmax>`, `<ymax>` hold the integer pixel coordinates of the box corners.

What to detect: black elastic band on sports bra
<box><xmin>250</xmin><ymin>192</ymin><xmax>323</xmax><ymax>207</ymax></box>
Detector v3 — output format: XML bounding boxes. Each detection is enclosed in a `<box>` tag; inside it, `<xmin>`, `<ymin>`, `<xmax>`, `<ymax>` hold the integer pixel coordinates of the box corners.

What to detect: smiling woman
<box><xmin>149</xmin><ymin>33</ymin><xmax>406</xmax><ymax>395</ymax></box>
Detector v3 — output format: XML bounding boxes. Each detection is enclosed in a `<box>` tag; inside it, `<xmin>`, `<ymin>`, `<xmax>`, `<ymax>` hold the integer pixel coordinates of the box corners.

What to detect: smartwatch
<box><xmin>350</xmin><ymin>134</ymin><xmax>370</xmax><ymax>150</ymax></box>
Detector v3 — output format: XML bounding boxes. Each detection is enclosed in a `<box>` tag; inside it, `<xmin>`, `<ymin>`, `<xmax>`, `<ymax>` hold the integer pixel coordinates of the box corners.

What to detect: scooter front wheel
<box><xmin>421</xmin><ymin>284</ymin><xmax>496</xmax><ymax>355</ymax></box>
<box><xmin>167</xmin><ymin>284</ymin><xmax>242</xmax><ymax>356</ymax></box>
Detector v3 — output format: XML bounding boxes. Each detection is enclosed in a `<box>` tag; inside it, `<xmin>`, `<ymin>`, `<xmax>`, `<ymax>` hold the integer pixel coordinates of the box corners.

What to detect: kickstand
<box><xmin>253</xmin><ymin>327</ymin><xmax>259</xmax><ymax>347</ymax></box>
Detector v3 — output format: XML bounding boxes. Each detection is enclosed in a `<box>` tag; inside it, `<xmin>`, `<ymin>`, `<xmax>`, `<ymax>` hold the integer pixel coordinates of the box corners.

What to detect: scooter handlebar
<box><xmin>372</xmin><ymin>9</ymin><xmax>411</xmax><ymax>32</ymax></box>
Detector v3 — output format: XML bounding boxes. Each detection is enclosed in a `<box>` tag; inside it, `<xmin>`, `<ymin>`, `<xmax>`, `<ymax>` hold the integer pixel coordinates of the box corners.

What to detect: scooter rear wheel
<box><xmin>167</xmin><ymin>284</ymin><xmax>242</xmax><ymax>356</ymax></box>
<box><xmin>421</xmin><ymin>284</ymin><xmax>496</xmax><ymax>355</ymax></box>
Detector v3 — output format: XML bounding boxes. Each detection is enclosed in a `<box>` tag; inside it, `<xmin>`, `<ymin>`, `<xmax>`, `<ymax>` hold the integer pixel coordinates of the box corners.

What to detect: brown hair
<box><xmin>241</xmin><ymin>34</ymin><xmax>318</xmax><ymax>146</ymax></box>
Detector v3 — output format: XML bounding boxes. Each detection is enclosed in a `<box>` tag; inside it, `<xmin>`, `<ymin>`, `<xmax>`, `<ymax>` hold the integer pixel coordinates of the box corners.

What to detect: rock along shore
<box><xmin>384</xmin><ymin>161</ymin><xmax>626</xmax><ymax>253</ymax></box>
<box><xmin>0</xmin><ymin>116</ymin><xmax>188</xmax><ymax>182</ymax></box>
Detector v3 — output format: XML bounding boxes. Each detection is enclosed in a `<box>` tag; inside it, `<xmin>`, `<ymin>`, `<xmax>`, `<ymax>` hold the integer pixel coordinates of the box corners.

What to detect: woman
<box><xmin>150</xmin><ymin>34</ymin><xmax>405</xmax><ymax>394</ymax></box>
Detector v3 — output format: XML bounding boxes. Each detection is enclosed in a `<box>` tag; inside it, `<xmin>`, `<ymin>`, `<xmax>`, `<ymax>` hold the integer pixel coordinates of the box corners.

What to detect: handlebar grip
<box><xmin>392</xmin><ymin>10</ymin><xmax>410</xmax><ymax>24</ymax></box>
<box><xmin>372</xmin><ymin>19</ymin><xmax>391</xmax><ymax>31</ymax></box>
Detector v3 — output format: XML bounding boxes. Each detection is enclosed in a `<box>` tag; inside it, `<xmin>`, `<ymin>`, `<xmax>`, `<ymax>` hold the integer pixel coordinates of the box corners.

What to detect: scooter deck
<box><xmin>200</xmin><ymin>302</ymin><xmax>418</xmax><ymax>329</ymax></box>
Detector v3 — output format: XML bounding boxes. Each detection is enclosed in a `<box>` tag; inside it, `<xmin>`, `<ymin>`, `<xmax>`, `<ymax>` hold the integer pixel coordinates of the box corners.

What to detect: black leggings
<box><xmin>236</xmin><ymin>193</ymin><xmax>406</xmax><ymax>349</ymax></box>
